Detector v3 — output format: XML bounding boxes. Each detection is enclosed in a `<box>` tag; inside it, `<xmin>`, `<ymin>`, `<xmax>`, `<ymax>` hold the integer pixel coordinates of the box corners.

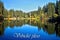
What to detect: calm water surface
<box><xmin>0</xmin><ymin>20</ymin><xmax>60</xmax><ymax>40</ymax></box>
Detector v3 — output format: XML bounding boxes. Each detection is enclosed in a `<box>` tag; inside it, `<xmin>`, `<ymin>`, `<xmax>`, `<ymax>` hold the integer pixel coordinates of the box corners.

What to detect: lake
<box><xmin>0</xmin><ymin>20</ymin><xmax>60</xmax><ymax>40</ymax></box>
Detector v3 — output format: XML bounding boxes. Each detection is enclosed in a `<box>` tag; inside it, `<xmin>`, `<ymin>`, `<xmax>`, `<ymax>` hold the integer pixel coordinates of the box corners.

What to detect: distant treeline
<box><xmin>0</xmin><ymin>1</ymin><xmax>60</xmax><ymax>19</ymax></box>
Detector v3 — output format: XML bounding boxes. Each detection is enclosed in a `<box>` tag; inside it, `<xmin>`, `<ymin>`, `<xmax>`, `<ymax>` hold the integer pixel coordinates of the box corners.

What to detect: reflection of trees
<box><xmin>43</xmin><ymin>23</ymin><xmax>55</xmax><ymax>34</ymax></box>
<box><xmin>9</xmin><ymin>21</ymin><xmax>15</xmax><ymax>27</ymax></box>
<box><xmin>15</xmin><ymin>20</ymin><xmax>24</xmax><ymax>26</ymax></box>
<box><xmin>3</xmin><ymin>18</ymin><xmax>60</xmax><ymax>37</ymax></box>
<box><xmin>4</xmin><ymin>20</ymin><xmax>8</xmax><ymax>27</ymax></box>
<box><xmin>0</xmin><ymin>22</ymin><xmax>4</xmax><ymax>35</ymax></box>
<box><xmin>4</xmin><ymin>19</ymin><xmax>42</xmax><ymax>29</ymax></box>
<box><xmin>4</xmin><ymin>20</ymin><xmax>26</xmax><ymax>27</ymax></box>
<box><xmin>30</xmin><ymin>20</ymin><xmax>37</xmax><ymax>26</ymax></box>
<box><xmin>46</xmin><ymin>16</ymin><xmax>60</xmax><ymax>36</ymax></box>
<box><xmin>55</xmin><ymin>24</ymin><xmax>60</xmax><ymax>37</ymax></box>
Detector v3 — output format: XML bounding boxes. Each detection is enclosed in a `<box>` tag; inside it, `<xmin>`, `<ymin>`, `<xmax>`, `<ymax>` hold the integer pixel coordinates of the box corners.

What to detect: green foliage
<box><xmin>47</xmin><ymin>3</ymin><xmax>55</xmax><ymax>17</ymax></box>
<box><xmin>0</xmin><ymin>1</ymin><xmax>4</xmax><ymax>15</ymax></box>
<box><xmin>56</xmin><ymin>1</ymin><xmax>60</xmax><ymax>16</ymax></box>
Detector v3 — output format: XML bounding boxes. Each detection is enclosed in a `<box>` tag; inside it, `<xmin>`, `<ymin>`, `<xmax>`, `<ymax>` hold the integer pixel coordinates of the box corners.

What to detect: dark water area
<box><xmin>0</xmin><ymin>20</ymin><xmax>60</xmax><ymax>40</ymax></box>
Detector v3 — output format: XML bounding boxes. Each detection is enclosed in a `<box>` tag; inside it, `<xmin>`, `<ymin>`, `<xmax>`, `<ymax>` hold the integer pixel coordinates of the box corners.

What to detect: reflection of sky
<box><xmin>1</xmin><ymin>0</ymin><xmax>56</xmax><ymax>12</ymax></box>
<box><xmin>0</xmin><ymin>24</ymin><xmax>59</xmax><ymax>40</ymax></box>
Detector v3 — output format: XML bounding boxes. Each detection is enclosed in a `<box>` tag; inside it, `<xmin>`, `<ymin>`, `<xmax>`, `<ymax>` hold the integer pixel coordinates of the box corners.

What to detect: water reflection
<box><xmin>0</xmin><ymin>19</ymin><xmax>60</xmax><ymax>38</ymax></box>
<box><xmin>0</xmin><ymin>22</ymin><xmax>4</xmax><ymax>35</ymax></box>
<box><xmin>55</xmin><ymin>24</ymin><xmax>60</xmax><ymax>37</ymax></box>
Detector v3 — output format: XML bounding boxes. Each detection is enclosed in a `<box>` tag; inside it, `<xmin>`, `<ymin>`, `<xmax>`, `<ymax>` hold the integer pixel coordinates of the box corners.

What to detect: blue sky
<box><xmin>1</xmin><ymin>0</ymin><xmax>56</xmax><ymax>12</ymax></box>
